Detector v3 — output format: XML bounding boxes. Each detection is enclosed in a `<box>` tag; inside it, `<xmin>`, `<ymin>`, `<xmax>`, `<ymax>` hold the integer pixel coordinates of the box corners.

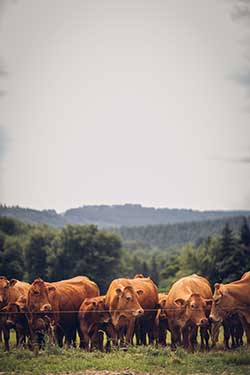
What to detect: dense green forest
<box><xmin>0</xmin><ymin>216</ymin><xmax>250</xmax><ymax>293</ymax></box>
<box><xmin>1</xmin><ymin>203</ymin><xmax>250</xmax><ymax>228</ymax></box>
<box><xmin>117</xmin><ymin>215</ymin><xmax>250</xmax><ymax>248</ymax></box>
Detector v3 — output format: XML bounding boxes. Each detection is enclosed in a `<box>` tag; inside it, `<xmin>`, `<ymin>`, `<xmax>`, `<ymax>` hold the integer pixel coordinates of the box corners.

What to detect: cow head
<box><xmin>81</xmin><ymin>296</ymin><xmax>110</xmax><ymax>324</ymax></box>
<box><xmin>159</xmin><ymin>294</ymin><xmax>168</xmax><ymax>320</ymax></box>
<box><xmin>174</xmin><ymin>293</ymin><xmax>212</xmax><ymax>327</ymax></box>
<box><xmin>0</xmin><ymin>276</ymin><xmax>10</xmax><ymax>308</ymax></box>
<box><xmin>113</xmin><ymin>285</ymin><xmax>144</xmax><ymax>327</ymax></box>
<box><xmin>27</xmin><ymin>278</ymin><xmax>54</xmax><ymax>313</ymax></box>
<box><xmin>210</xmin><ymin>283</ymin><xmax>234</xmax><ymax>324</ymax></box>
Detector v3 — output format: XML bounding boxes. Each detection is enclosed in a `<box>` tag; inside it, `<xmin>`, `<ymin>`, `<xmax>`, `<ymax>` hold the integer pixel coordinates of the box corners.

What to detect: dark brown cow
<box><xmin>78</xmin><ymin>295</ymin><xmax>115</xmax><ymax>351</ymax></box>
<box><xmin>0</xmin><ymin>277</ymin><xmax>30</xmax><ymax>351</ymax></box>
<box><xmin>210</xmin><ymin>272</ymin><xmax>250</xmax><ymax>344</ymax></box>
<box><xmin>27</xmin><ymin>276</ymin><xmax>100</xmax><ymax>347</ymax></box>
<box><xmin>154</xmin><ymin>293</ymin><xmax>169</xmax><ymax>346</ymax></box>
<box><xmin>2</xmin><ymin>296</ymin><xmax>31</xmax><ymax>349</ymax></box>
<box><xmin>105</xmin><ymin>278</ymin><xmax>144</xmax><ymax>345</ymax></box>
<box><xmin>130</xmin><ymin>276</ymin><xmax>159</xmax><ymax>345</ymax></box>
<box><xmin>166</xmin><ymin>274</ymin><xmax>213</xmax><ymax>351</ymax></box>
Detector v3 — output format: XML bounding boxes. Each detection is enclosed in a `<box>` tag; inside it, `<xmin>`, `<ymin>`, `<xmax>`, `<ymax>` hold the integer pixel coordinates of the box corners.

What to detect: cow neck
<box><xmin>223</xmin><ymin>282</ymin><xmax>250</xmax><ymax>305</ymax></box>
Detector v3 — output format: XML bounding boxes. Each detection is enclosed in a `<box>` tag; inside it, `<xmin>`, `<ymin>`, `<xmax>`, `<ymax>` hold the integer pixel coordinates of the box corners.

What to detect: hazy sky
<box><xmin>0</xmin><ymin>0</ymin><xmax>250</xmax><ymax>212</ymax></box>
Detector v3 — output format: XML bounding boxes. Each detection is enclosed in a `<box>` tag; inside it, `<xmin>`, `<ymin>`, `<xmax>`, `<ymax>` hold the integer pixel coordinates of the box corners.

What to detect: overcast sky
<box><xmin>0</xmin><ymin>0</ymin><xmax>250</xmax><ymax>212</ymax></box>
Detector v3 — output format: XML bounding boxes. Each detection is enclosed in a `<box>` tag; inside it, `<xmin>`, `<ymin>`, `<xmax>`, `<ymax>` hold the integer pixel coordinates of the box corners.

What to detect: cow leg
<box><xmin>105</xmin><ymin>322</ymin><xmax>118</xmax><ymax>351</ymax></box>
<box><xmin>200</xmin><ymin>327</ymin><xmax>209</xmax><ymax>351</ymax></box>
<box><xmin>223</xmin><ymin>322</ymin><xmax>230</xmax><ymax>350</ymax></box>
<box><xmin>3</xmin><ymin>325</ymin><xmax>10</xmax><ymax>351</ymax></box>
<box><xmin>189</xmin><ymin>325</ymin><xmax>198</xmax><ymax>352</ymax></box>
<box><xmin>170</xmin><ymin>325</ymin><xmax>180</xmax><ymax>349</ymax></box>
<box><xmin>54</xmin><ymin>326</ymin><xmax>64</xmax><ymax>347</ymax></box>
<box><xmin>0</xmin><ymin>326</ymin><xmax>2</xmax><ymax>343</ymax></box>
<box><xmin>181</xmin><ymin>326</ymin><xmax>190</xmax><ymax>350</ymax></box>
<box><xmin>125</xmin><ymin>319</ymin><xmax>136</xmax><ymax>345</ymax></box>
<box><xmin>159</xmin><ymin>321</ymin><xmax>167</xmax><ymax>347</ymax></box>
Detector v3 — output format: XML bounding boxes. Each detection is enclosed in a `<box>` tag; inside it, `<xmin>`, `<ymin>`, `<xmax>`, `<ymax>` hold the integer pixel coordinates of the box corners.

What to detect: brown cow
<box><xmin>2</xmin><ymin>296</ymin><xmax>32</xmax><ymax>349</ymax></box>
<box><xmin>210</xmin><ymin>272</ymin><xmax>250</xmax><ymax>344</ymax></box>
<box><xmin>27</xmin><ymin>276</ymin><xmax>100</xmax><ymax>347</ymax></box>
<box><xmin>166</xmin><ymin>274</ymin><xmax>213</xmax><ymax>351</ymax></box>
<box><xmin>78</xmin><ymin>295</ymin><xmax>115</xmax><ymax>351</ymax></box>
<box><xmin>154</xmin><ymin>293</ymin><xmax>169</xmax><ymax>346</ymax></box>
<box><xmin>130</xmin><ymin>276</ymin><xmax>159</xmax><ymax>345</ymax></box>
<box><xmin>105</xmin><ymin>278</ymin><xmax>144</xmax><ymax>345</ymax></box>
<box><xmin>0</xmin><ymin>277</ymin><xmax>30</xmax><ymax>351</ymax></box>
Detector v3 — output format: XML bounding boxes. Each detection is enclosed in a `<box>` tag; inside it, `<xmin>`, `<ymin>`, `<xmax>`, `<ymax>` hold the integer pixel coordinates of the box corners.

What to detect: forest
<box><xmin>0</xmin><ymin>215</ymin><xmax>250</xmax><ymax>293</ymax></box>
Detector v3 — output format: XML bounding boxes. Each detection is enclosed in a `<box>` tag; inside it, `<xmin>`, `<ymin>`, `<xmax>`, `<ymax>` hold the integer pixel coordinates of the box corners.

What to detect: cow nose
<box><xmin>136</xmin><ymin>308</ymin><xmax>144</xmax><ymax>316</ymax></box>
<box><xmin>6</xmin><ymin>319</ymin><xmax>15</xmax><ymax>327</ymax></box>
<box><xmin>41</xmin><ymin>304</ymin><xmax>52</xmax><ymax>312</ymax></box>
<box><xmin>200</xmin><ymin>318</ymin><xmax>208</xmax><ymax>326</ymax></box>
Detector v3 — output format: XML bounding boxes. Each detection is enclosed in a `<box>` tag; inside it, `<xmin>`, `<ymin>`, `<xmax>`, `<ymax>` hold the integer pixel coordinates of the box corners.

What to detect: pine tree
<box><xmin>239</xmin><ymin>217</ymin><xmax>250</xmax><ymax>247</ymax></box>
<box><xmin>150</xmin><ymin>255</ymin><xmax>160</xmax><ymax>285</ymax></box>
<box><xmin>214</xmin><ymin>223</ymin><xmax>243</xmax><ymax>283</ymax></box>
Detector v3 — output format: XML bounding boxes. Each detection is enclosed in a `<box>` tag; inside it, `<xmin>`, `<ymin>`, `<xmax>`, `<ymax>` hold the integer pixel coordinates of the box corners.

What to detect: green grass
<box><xmin>1</xmin><ymin>333</ymin><xmax>250</xmax><ymax>375</ymax></box>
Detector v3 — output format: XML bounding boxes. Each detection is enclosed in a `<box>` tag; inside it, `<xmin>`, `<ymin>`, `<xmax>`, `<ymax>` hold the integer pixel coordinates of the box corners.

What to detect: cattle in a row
<box><xmin>0</xmin><ymin>272</ymin><xmax>249</xmax><ymax>351</ymax></box>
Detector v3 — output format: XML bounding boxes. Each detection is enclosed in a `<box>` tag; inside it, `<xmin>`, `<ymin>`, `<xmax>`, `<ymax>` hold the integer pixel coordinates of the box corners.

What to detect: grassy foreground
<box><xmin>1</xmin><ymin>343</ymin><xmax>250</xmax><ymax>375</ymax></box>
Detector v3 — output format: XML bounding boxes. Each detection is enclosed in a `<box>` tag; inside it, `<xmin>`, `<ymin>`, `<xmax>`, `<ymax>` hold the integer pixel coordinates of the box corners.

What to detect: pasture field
<box><xmin>0</xmin><ymin>333</ymin><xmax>250</xmax><ymax>375</ymax></box>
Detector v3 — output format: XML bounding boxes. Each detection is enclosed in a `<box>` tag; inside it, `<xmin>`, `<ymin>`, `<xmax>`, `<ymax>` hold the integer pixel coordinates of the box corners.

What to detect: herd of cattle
<box><xmin>0</xmin><ymin>272</ymin><xmax>250</xmax><ymax>353</ymax></box>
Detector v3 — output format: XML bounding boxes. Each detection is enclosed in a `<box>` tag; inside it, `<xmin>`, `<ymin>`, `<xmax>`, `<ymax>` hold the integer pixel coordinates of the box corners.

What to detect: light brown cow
<box><xmin>210</xmin><ymin>271</ymin><xmax>250</xmax><ymax>344</ymax></box>
<box><xmin>27</xmin><ymin>276</ymin><xmax>100</xmax><ymax>347</ymax></box>
<box><xmin>105</xmin><ymin>278</ymin><xmax>144</xmax><ymax>345</ymax></box>
<box><xmin>78</xmin><ymin>295</ymin><xmax>115</xmax><ymax>351</ymax></box>
<box><xmin>166</xmin><ymin>274</ymin><xmax>213</xmax><ymax>351</ymax></box>
<box><xmin>0</xmin><ymin>277</ymin><xmax>30</xmax><ymax>351</ymax></box>
<box><xmin>130</xmin><ymin>276</ymin><xmax>159</xmax><ymax>345</ymax></box>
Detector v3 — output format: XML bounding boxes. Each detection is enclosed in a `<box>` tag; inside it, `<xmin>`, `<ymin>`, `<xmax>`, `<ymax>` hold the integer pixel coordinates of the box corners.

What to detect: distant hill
<box><xmin>116</xmin><ymin>215</ymin><xmax>250</xmax><ymax>249</ymax></box>
<box><xmin>1</xmin><ymin>203</ymin><xmax>250</xmax><ymax>228</ymax></box>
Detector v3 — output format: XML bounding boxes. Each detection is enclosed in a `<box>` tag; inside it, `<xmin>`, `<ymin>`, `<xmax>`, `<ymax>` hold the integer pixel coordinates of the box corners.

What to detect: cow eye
<box><xmin>215</xmin><ymin>298</ymin><xmax>220</xmax><ymax>305</ymax></box>
<box><xmin>33</xmin><ymin>290</ymin><xmax>40</xmax><ymax>295</ymax></box>
<box><xmin>126</xmin><ymin>296</ymin><xmax>131</xmax><ymax>302</ymax></box>
<box><xmin>191</xmin><ymin>303</ymin><xmax>197</xmax><ymax>309</ymax></box>
<box><xmin>4</xmin><ymin>285</ymin><xmax>8</xmax><ymax>289</ymax></box>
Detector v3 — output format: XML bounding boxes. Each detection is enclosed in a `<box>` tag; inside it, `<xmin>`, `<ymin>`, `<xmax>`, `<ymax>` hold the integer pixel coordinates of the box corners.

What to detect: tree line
<box><xmin>0</xmin><ymin>216</ymin><xmax>250</xmax><ymax>293</ymax></box>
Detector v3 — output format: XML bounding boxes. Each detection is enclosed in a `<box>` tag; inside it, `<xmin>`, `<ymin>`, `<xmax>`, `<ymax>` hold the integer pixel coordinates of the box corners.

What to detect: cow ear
<box><xmin>214</xmin><ymin>283</ymin><xmax>220</xmax><ymax>290</ymax></box>
<box><xmin>205</xmin><ymin>299</ymin><xmax>213</xmax><ymax>307</ymax></box>
<box><xmin>161</xmin><ymin>299</ymin><xmax>167</xmax><ymax>307</ymax></box>
<box><xmin>136</xmin><ymin>289</ymin><xmax>144</xmax><ymax>296</ymax></box>
<box><xmin>115</xmin><ymin>288</ymin><xmax>123</xmax><ymax>297</ymax></box>
<box><xmin>174</xmin><ymin>298</ymin><xmax>186</xmax><ymax>307</ymax></box>
<box><xmin>48</xmin><ymin>286</ymin><xmax>56</xmax><ymax>293</ymax></box>
<box><xmin>9</xmin><ymin>279</ymin><xmax>18</xmax><ymax>287</ymax></box>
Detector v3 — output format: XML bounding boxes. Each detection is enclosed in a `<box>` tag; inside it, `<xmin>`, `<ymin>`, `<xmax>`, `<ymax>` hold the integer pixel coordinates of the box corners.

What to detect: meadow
<box><xmin>1</xmin><ymin>333</ymin><xmax>250</xmax><ymax>375</ymax></box>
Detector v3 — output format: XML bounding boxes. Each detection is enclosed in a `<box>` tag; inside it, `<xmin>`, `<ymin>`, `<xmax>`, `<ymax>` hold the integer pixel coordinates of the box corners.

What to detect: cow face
<box><xmin>114</xmin><ymin>285</ymin><xmax>144</xmax><ymax>325</ymax></box>
<box><xmin>175</xmin><ymin>293</ymin><xmax>212</xmax><ymax>327</ymax></box>
<box><xmin>27</xmin><ymin>278</ymin><xmax>53</xmax><ymax>313</ymax></box>
<box><xmin>159</xmin><ymin>295</ymin><xmax>168</xmax><ymax>321</ymax></box>
<box><xmin>81</xmin><ymin>296</ymin><xmax>110</xmax><ymax>324</ymax></box>
<box><xmin>3</xmin><ymin>302</ymin><xmax>20</xmax><ymax>328</ymax></box>
<box><xmin>0</xmin><ymin>276</ymin><xmax>10</xmax><ymax>307</ymax></box>
<box><xmin>210</xmin><ymin>283</ymin><xmax>232</xmax><ymax>323</ymax></box>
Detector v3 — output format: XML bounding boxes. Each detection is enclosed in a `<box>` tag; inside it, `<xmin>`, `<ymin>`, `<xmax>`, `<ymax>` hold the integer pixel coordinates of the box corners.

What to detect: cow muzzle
<box><xmin>198</xmin><ymin>318</ymin><xmax>209</xmax><ymax>327</ymax></box>
<box><xmin>40</xmin><ymin>303</ymin><xmax>52</xmax><ymax>312</ymax></box>
<box><xmin>133</xmin><ymin>308</ymin><xmax>144</xmax><ymax>317</ymax></box>
<box><xmin>6</xmin><ymin>319</ymin><xmax>15</xmax><ymax>328</ymax></box>
<box><xmin>209</xmin><ymin>315</ymin><xmax>222</xmax><ymax>324</ymax></box>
